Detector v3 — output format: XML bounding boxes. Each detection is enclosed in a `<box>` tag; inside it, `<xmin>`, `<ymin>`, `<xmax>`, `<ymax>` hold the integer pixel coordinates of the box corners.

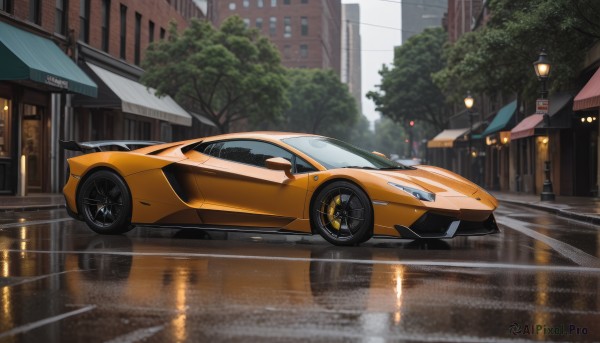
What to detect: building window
<box><xmin>228</xmin><ymin>2</ymin><xmax>236</xmax><ymax>10</ymax></box>
<box><xmin>300</xmin><ymin>44</ymin><xmax>307</xmax><ymax>58</ymax></box>
<box><xmin>283</xmin><ymin>0</ymin><xmax>290</xmax><ymax>4</ymax></box>
<box><xmin>243</xmin><ymin>0</ymin><xmax>248</xmax><ymax>8</ymax></box>
<box><xmin>149</xmin><ymin>21</ymin><xmax>155</xmax><ymax>43</ymax></box>
<box><xmin>283</xmin><ymin>45</ymin><xmax>291</xmax><ymax>59</ymax></box>
<box><xmin>0</xmin><ymin>0</ymin><xmax>13</xmax><ymax>14</ymax></box>
<box><xmin>269</xmin><ymin>17</ymin><xmax>276</xmax><ymax>36</ymax></box>
<box><xmin>79</xmin><ymin>0</ymin><xmax>90</xmax><ymax>42</ymax></box>
<box><xmin>29</xmin><ymin>0</ymin><xmax>41</xmax><ymax>25</ymax></box>
<box><xmin>271</xmin><ymin>0</ymin><xmax>276</xmax><ymax>6</ymax></box>
<box><xmin>301</xmin><ymin>0</ymin><xmax>307</xmax><ymax>3</ymax></box>
<box><xmin>101</xmin><ymin>0</ymin><xmax>110</xmax><ymax>52</ymax></box>
<box><xmin>243</xmin><ymin>18</ymin><xmax>250</xmax><ymax>28</ymax></box>
<box><xmin>0</xmin><ymin>98</ymin><xmax>11</xmax><ymax>157</ymax></box>
<box><xmin>120</xmin><ymin>4</ymin><xmax>127</xmax><ymax>59</ymax></box>
<box><xmin>300</xmin><ymin>16</ymin><xmax>308</xmax><ymax>36</ymax></box>
<box><xmin>257</xmin><ymin>0</ymin><xmax>263</xmax><ymax>8</ymax></box>
<box><xmin>55</xmin><ymin>0</ymin><xmax>67</xmax><ymax>34</ymax></box>
<box><xmin>134</xmin><ymin>12</ymin><xmax>141</xmax><ymax>65</ymax></box>
<box><xmin>160</xmin><ymin>27</ymin><xmax>166</xmax><ymax>39</ymax></box>
<box><xmin>283</xmin><ymin>16</ymin><xmax>291</xmax><ymax>38</ymax></box>
<box><xmin>256</xmin><ymin>17</ymin><xmax>263</xmax><ymax>30</ymax></box>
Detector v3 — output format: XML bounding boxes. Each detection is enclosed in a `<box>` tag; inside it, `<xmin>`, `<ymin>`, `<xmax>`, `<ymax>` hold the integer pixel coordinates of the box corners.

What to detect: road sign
<box><xmin>536</xmin><ymin>99</ymin><xmax>549</xmax><ymax>114</ymax></box>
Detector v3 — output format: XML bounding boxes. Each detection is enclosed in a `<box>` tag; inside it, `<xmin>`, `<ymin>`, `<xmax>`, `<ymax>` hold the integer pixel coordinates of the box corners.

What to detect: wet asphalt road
<box><xmin>1</xmin><ymin>203</ymin><xmax>600</xmax><ymax>343</ymax></box>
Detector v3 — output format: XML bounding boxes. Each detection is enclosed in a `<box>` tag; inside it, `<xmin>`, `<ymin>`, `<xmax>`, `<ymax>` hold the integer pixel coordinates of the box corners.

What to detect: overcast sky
<box><xmin>341</xmin><ymin>0</ymin><xmax>402</xmax><ymax>124</ymax></box>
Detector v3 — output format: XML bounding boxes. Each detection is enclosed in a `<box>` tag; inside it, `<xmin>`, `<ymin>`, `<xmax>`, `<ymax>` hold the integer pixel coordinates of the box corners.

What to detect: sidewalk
<box><xmin>0</xmin><ymin>193</ymin><xmax>65</xmax><ymax>212</ymax></box>
<box><xmin>0</xmin><ymin>192</ymin><xmax>599</xmax><ymax>226</ymax></box>
<box><xmin>491</xmin><ymin>192</ymin><xmax>600</xmax><ymax>226</ymax></box>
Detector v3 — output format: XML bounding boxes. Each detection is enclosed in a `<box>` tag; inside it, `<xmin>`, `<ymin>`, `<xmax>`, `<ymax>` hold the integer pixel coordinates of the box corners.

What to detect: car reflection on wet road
<box><xmin>1</xmin><ymin>203</ymin><xmax>599</xmax><ymax>342</ymax></box>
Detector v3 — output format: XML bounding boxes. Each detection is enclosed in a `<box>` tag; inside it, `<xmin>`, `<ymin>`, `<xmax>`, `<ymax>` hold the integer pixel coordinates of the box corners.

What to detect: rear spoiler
<box><xmin>60</xmin><ymin>140</ymin><xmax>164</xmax><ymax>153</ymax></box>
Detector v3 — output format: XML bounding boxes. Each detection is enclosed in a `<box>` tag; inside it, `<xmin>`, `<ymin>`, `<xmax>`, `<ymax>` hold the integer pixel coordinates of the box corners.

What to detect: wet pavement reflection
<box><xmin>1</xmin><ymin>205</ymin><xmax>599</xmax><ymax>342</ymax></box>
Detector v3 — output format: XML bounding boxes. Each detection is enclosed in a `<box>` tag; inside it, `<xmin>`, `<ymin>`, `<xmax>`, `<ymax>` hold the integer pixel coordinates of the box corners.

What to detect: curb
<box><xmin>0</xmin><ymin>204</ymin><xmax>65</xmax><ymax>213</ymax></box>
<box><xmin>498</xmin><ymin>199</ymin><xmax>600</xmax><ymax>226</ymax></box>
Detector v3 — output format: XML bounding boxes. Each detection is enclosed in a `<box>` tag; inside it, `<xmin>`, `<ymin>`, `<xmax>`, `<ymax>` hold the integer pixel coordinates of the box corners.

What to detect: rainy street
<box><xmin>1</xmin><ymin>203</ymin><xmax>600</xmax><ymax>342</ymax></box>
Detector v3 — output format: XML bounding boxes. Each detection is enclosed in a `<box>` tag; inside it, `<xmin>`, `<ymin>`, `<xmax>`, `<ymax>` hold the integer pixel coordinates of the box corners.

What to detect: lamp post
<box><xmin>534</xmin><ymin>50</ymin><xmax>555</xmax><ymax>201</ymax></box>
<box><xmin>464</xmin><ymin>92</ymin><xmax>474</xmax><ymax>179</ymax></box>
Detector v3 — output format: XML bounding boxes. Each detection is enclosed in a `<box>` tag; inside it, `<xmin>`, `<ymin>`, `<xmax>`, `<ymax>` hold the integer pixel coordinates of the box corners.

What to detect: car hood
<box><xmin>368</xmin><ymin>165</ymin><xmax>479</xmax><ymax>197</ymax></box>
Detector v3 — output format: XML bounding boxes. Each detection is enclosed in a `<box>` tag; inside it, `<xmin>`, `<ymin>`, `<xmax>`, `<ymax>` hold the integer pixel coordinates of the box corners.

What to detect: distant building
<box><xmin>401</xmin><ymin>0</ymin><xmax>447</xmax><ymax>44</ymax></box>
<box><xmin>341</xmin><ymin>3</ymin><xmax>362</xmax><ymax>114</ymax></box>
<box><xmin>210</xmin><ymin>0</ymin><xmax>341</xmax><ymax>76</ymax></box>
<box><xmin>446</xmin><ymin>0</ymin><xmax>484</xmax><ymax>43</ymax></box>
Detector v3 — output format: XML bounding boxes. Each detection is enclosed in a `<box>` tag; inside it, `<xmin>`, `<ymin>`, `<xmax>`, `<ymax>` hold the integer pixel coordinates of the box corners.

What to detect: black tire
<box><xmin>77</xmin><ymin>170</ymin><xmax>134</xmax><ymax>235</ymax></box>
<box><xmin>311</xmin><ymin>181</ymin><xmax>373</xmax><ymax>246</ymax></box>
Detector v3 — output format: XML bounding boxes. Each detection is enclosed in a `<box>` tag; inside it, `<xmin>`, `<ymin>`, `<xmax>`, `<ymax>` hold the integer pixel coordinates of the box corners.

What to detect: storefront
<box><xmin>478</xmin><ymin>100</ymin><xmax>517</xmax><ymax>191</ymax></box>
<box><xmin>573</xmin><ymin>67</ymin><xmax>600</xmax><ymax>196</ymax></box>
<box><xmin>510</xmin><ymin>93</ymin><xmax>573</xmax><ymax>195</ymax></box>
<box><xmin>426</xmin><ymin>128</ymin><xmax>470</xmax><ymax>175</ymax></box>
<box><xmin>0</xmin><ymin>21</ymin><xmax>97</xmax><ymax>194</ymax></box>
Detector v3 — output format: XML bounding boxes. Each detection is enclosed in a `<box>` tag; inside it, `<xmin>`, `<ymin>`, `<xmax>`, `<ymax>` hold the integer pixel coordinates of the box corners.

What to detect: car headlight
<box><xmin>388</xmin><ymin>182</ymin><xmax>435</xmax><ymax>202</ymax></box>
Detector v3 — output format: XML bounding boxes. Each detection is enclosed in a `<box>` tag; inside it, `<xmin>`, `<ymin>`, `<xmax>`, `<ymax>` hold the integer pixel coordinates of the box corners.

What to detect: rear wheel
<box><xmin>311</xmin><ymin>181</ymin><xmax>373</xmax><ymax>246</ymax></box>
<box><xmin>77</xmin><ymin>170</ymin><xmax>134</xmax><ymax>235</ymax></box>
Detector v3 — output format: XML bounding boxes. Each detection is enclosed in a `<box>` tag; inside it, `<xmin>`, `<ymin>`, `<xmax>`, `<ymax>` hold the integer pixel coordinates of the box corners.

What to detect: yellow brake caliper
<box><xmin>326</xmin><ymin>195</ymin><xmax>342</xmax><ymax>230</ymax></box>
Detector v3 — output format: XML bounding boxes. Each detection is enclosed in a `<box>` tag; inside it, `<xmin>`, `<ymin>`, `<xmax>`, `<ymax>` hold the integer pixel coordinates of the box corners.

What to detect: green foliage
<box><xmin>367</xmin><ymin>27</ymin><xmax>449</xmax><ymax>133</ymax></box>
<box><xmin>264</xmin><ymin>68</ymin><xmax>359</xmax><ymax>141</ymax></box>
<box><xmin>433</xmin><ymin>0</ymin><xmax>598</xmax><ymax>104</ymax></box>
<box><xmin>141</xmin><ymin>17</ymin><xmax>289</xmax><ymax>133</ymax></box>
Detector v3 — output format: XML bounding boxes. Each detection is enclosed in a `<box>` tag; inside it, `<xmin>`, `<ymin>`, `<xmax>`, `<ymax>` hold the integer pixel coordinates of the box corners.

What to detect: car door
<box><xmin>190</xmin><ymin>140</ymin><xmax>314</xmax><ymax>227</ymax></box>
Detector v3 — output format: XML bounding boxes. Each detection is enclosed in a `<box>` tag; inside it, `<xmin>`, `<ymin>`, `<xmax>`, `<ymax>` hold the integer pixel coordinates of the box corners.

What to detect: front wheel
<box><xmin>77</xmin><ymin>170</ymin><xmax>134</xmax><ymax>235</ymax></box>
<box><xmin>311</xmin><ymin>181</ymin><xmax>373</xmax><ymax>246</ymax></box>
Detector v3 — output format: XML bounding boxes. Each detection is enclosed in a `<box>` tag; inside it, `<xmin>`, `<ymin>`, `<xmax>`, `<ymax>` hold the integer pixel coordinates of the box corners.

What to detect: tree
<box><xmin>142</xmin><ymin>17</ymin><xmax>289</xmax><ymax>133</ymax></box>
<box><xmin>274</xmin><ymin>68</ymin><xmax>359</xmax><ymax>140</ymax></box>
<box><xmin>367</xmin><ymin>27</ymin><xmax>449</xmax><ymax>133</ymax></box>
<box><xmin>433</xmin><ymin>0</ymin><xmax>597</xmax><ymax>104</ymax></box>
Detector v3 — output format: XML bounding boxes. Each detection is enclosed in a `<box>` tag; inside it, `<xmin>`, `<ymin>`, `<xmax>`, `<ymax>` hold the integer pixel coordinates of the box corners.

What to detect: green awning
<box><xmin>0</xmin><ymin>21</ymin><xmax>97</xmax><ymax>97</ymax></box>
<box><xmin>480</xmin><ymin>100</ymin><xmax>517</xmax><ymax>137</ymax></box>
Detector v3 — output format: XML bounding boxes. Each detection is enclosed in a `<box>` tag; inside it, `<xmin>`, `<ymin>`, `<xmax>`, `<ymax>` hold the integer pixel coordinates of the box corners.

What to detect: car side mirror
<box><xmin>265</xmin><ymin>157</ymin><xmax>294</xmax><ymax>178</ymax></box>
<box><xmin>372</xmin><ymin>151</ymin><xmax>388</xmax><ymax>159</ymax></box>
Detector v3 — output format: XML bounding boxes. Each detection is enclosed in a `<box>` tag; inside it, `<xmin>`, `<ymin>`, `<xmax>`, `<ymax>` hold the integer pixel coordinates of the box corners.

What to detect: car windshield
<box><xmin>283</xmin><ymin>136</ymin><xmax>412</xmax><ymax>170</ymax></box>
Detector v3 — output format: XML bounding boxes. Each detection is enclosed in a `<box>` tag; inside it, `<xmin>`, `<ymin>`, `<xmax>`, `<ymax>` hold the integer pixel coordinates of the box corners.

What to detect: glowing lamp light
<box><xmin>3</xmin><ymin>105</ymin><xmax>7</xmax><ymax>111</ymax></box>
<box><xmin>464</xmin><ymin>92</ymin><xmax>474</xmax><ymax>110</ymax></box>
<box><xmin>587</xmin><ymin>116</ymin><xmax>593</xmax><ymax>123</ymax></box>
<box><xmin>542</xmin><ymin>137</ymin><xmax>549</xmax><ymax>144</ymax></box>
<box><xmin>533</xmin><ymin>51</ymin><xmax>551</xmax><ymax>79</ymax></box>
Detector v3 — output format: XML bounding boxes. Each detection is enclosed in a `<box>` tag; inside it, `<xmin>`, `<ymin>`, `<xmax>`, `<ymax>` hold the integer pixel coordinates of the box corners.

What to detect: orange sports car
<box><xmin>62</xmin><ymin>132</ymin><xmax>499</xmax><ymax>246</ymax></box>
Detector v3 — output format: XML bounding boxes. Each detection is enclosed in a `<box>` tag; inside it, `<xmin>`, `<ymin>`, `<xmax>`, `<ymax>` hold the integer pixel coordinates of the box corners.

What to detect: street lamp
<box><xmin>534</xmin><ymin>50</ymin><xmax>555</xmax><ymax>201</ymax></box>
<box><xmin>464</xmin><ymin>92</ymin><xmax>475</xmax><ymax>179</ymax></box>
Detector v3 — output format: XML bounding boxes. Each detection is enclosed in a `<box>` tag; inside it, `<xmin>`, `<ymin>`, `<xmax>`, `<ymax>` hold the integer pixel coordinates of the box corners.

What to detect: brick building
<box><xmin>210</xmin><ymin>0</ymin><xmax>341</xmax><ymax>76</ymax></box>
<box><xmin>0</xmin><ymin>0</ymin><xmax>211</xmax><ymax>194</ymax></box>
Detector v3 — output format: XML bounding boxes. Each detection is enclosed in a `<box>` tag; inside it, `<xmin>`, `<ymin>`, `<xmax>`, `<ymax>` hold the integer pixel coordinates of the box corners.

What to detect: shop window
<box><xmin>125</xmin><ymin>118</ymin><xmax>151</xmax><ymax>140</ymax></box>
<box><xmin>22</xmin><ymin>104</ymin><xmax>43</xmax><ymax>191</ymax></box>
<box><xmin>0</xmin><ymin>98</ymin><xmax>10</xmax><ymax>157</ymax></box>
<box><xmin>80</xmin><ymin>0</ymin><xmax>90</xmax><ymax>43</ymax></box>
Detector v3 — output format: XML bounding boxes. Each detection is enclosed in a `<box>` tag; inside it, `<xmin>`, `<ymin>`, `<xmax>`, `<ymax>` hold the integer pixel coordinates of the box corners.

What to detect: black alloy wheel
<box><xmin>77</xmin><ymin>170</ymin><xmax>134</xmax><ymax>235</ymax></box>
<box><xmin>311</xmin><ymin>181</ymin><xmax>373</xmax><ymax>246</ymax></box>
